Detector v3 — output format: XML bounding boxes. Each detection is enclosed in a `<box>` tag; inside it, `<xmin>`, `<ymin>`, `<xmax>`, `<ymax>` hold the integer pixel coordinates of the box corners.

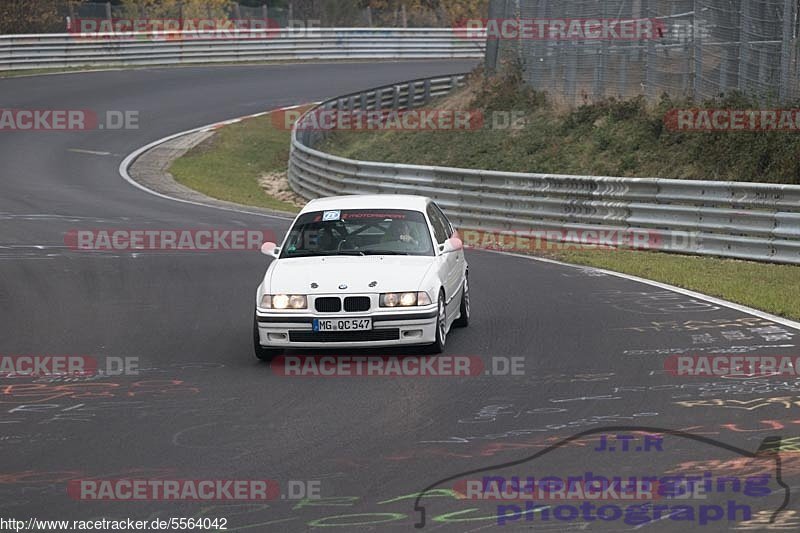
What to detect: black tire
<box><xmin>424</xmin><ymin>290</ymin><xmax>447</xmax><ymax>354</ymax></box>
<box><xmin>453</xmin><ymin>275</ymin><xmax>470</xmax><ymax>328</ymax></box>
<box><xmin>253</xmin><ymin>318</ymin><xmax>282</xmax><ymax>362</ymax></box>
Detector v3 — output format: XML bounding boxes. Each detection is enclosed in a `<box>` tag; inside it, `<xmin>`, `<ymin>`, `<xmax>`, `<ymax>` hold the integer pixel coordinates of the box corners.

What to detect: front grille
<box><xmin>315</xmin><ymin>297</ymin><xmax>341</xmax><ymax>313</ymax></box>
<box><xmin>289</xmin><ymin>329</ymin><xmax>400</xmax><ymax>343</ymax></box>
<box><xmin>344</xmin><ymin>296</ymin><xmax>371</xmax><ymax>312</ymax></box>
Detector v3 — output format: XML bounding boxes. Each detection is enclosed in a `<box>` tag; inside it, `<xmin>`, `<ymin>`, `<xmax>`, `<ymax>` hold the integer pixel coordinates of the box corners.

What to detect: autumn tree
<box><xmin>0</xmin><ymin>0</ymin><xmax>67</xmax><ymax>34</ymax></box>
<box><xmin>118</xmin><ymin>0</ymin><xmax>233</xmax><ymax>19</ymax></box>
<box><xmin>364</xmin><ymin>0</ymin><xmax>489</xmax><ymax>25</ymax></box>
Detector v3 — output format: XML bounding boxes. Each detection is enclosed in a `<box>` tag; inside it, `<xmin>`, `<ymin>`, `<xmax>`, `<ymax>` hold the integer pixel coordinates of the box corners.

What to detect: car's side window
<box><xmin>426</xmin><ymin>204</ymin><xmax>449</xmax><ymax>244</ymax></box>
<box><xmin>431</xmin><ymin>203</ymin><xmax>455</xmax><ymax>238</ymax></box>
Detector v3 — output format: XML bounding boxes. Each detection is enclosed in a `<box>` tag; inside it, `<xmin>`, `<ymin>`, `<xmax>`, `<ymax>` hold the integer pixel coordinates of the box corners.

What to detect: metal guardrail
<box><xmin>0</xmin><ymin>28</ymin><xmax>485</xmax><ymax>71</ymax></box>
<box><xmin>288</xmin><ymin>73</ymin><xmax>800</xmax><ymax>265</ymax></box>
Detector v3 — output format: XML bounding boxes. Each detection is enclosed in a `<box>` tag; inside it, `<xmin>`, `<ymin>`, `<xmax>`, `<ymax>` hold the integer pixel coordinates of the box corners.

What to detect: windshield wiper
<box><xmin>333</xmin><ymin>251</ymin><xmax>366</xmax><ymax>256</ymax></box>
<box><xmin>284</xmin><ymin>250</ymin><xmax>365</xmax><ymax>258</ymax></box>
<box><xmin>362</xmin><ymin>250</ymin><xmax>411</xmax><ymax>256</ymax></box>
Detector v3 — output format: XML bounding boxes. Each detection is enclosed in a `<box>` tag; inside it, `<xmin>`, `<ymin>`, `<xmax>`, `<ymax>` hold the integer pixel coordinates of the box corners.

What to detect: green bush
<box><xmin>323</xmin><ymin>65</ymin><xmax>800</xmax><ymax>184</ymax></box>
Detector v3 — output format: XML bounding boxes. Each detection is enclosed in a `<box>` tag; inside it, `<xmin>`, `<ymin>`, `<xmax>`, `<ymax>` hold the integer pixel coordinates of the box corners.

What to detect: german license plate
<box><xmin>313</xmin><ymin>318</ymin><xmax>372</xmax><ymax>332</ymax></box>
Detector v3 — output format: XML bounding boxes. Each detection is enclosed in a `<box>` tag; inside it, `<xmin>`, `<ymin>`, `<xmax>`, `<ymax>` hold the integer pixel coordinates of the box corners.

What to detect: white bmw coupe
<box><xmin>254</xmin><ymin>195</ymin><xmax>469</xmax><ymax>359</ymax></box>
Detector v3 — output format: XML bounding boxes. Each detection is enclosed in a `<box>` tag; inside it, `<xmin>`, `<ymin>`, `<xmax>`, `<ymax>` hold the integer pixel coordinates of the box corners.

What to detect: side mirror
<box><xmin>260</xmin><ymin>242</ymin><xmax>281</xmax><ymax>258</ymax></box>
<box><xmin>439</xmin><ymin>237</ymin><xmax>463</xmax><ymax>254</ymax></box>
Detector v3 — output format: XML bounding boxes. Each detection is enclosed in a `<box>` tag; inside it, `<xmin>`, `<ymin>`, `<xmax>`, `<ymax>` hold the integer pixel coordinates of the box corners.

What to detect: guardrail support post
<box><xmin>779</xmin><ymin>0</ymin><xmax>795</xmax><ymax>103</ymax></box>
<box><xmin>643</xmin><ymin>0</ymin><xmax>655</xmax><ymax>100</ymax></box>
<box><xmin>738</xmin><ymin>0</ymin><xmax>750</xmax><ymax>92</ymax></box>
<box><xmin>423</xmin><ymin>79</ymin><xmax>432</xmax><ymax>103</ymax></box>
<box><xmin>619</xmin><ymin>45</ymin><xmax>629</xmax><ymax>99</ymax></box>
<box><xmin>594</xmin><ymin>1</ymin><xmax>608</xmax><ymax>100</ymax></box>
<box><xmin>392</xmin><ymin>86</ymin><xmax>400</xmax><ymax>110</ymax></box>
<box><xmin>719</xmin><ymin>48</ymin><xmax>730</xmax><ymax>95</ymax></box>
<box><xmin>693</xmin><ymin>0</ymin><xmax>702</xmax><ymax>101</ymax></box>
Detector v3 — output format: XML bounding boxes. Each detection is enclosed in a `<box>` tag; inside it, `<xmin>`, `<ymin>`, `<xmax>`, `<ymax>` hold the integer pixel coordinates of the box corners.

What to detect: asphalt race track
<box><xmin>1</xmin><ymin>61</ymin><xmax>799</xmax><ymax>532</ymax></box>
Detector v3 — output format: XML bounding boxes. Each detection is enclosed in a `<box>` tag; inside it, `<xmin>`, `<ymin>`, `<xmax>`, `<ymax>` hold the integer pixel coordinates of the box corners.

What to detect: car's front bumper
<box><xmin>255</xmin><ymin>307</ymin><xmax>438</xmax><ymax>349</ymax></box>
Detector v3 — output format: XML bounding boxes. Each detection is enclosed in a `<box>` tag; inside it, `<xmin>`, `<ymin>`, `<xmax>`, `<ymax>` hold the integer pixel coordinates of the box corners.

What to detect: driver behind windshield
<box><xmin>384</xmin><ymin>219</ymin><xmax>419</xmax><ymax>247</ymax></box>
<box><xmin>282</xmin><ymin>210</ymin><xmax>434</xmax><ymax>257</ymax></box>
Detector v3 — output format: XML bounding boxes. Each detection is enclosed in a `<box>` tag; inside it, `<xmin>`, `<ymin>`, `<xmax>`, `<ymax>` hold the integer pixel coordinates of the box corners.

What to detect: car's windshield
<box><xmin>280</xmin><ymin>209</ymin><xmax>434</xmax><ymax>258</ymax></box>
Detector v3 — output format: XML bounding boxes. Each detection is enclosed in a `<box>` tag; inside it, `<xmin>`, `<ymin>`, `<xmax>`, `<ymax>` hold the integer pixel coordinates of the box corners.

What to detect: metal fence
<box><xmin>288</xmin><ymin>74</ymin><xmax>800</xmax><ymax>265</ymax></box>
<box><xmin>488</xmin><ymin>0</ymin><xmax>800</xmax><ymax>105</ymax></box>
<box><xmin>0</xmin><ymin>28</ymin><xmax>485</xmax><ymax>71</ymax></box>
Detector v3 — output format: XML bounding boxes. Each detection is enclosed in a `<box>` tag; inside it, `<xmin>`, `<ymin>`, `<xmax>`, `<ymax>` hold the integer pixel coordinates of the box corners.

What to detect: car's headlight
<box><xmin>380</xmin><ymin>292</ymin><xmax>432</xmax><ymax>307</ymax></box>
<box><xmin>260</xmin><ymin>294</ymin><xmax>307</xmax><ymax>309</ymax></box>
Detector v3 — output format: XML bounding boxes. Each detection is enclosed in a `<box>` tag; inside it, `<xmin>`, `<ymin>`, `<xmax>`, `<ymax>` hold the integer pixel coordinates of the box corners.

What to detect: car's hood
<box><xmin>267</xmin><ymin>255</ymin><xmax>435</xmax><ymax>294</ymax></box>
